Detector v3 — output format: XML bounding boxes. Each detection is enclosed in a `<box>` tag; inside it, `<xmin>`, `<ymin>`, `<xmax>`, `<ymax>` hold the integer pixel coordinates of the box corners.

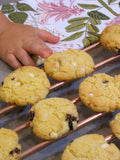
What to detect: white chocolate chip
<box><xmin>89</xmin><ymin>93</ymin><xmax>94</xmax><ymax>96</ymax></box>
<box><xmin>50</xmin><ymin>132</ymin><xmax>58</xmax><ymax>138</ymax></box>
<box><xmin>36</xmin><ymin>58</ymin><xmax>45</xmax><ymax>66</ymax></box>
<box><xmin>80</xmin><ymin>67</ymin><xmax>85</xmax><ymax>73</ymax></box>
<box><xmin>15</xmin><ymin>82</ymin><xmax>21</xmax><ymax>87</ymax></box>
<box><xmin>72</xmin><ymin>63</ymin><xmax>76</xmax><ymax>68</ymax></box>
<box><xmin>43</xmin><ymin>113</ymin><xmax>49</xmax><ymax>118</ymax></box>
<box><xmin>28</xmin><ymin>73</ymin><xmax>35</xmax><ymax>78</ymax></box>
<box><xmin>101</xmin><ymin>143</ymin><xmax>109</xmax><ymax>149</ymax></box>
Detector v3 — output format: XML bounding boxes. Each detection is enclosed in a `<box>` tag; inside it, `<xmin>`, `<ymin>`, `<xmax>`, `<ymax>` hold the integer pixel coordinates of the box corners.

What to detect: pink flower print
<box><xmin>46</xmin><ymin>41</ymin><xmax>81</xmax><ymax>52</ymax></box>
<box><xmin>36</xmin><ymin>0</ymin><xmax>84</xmax><ymax>24</ymax></box>
<box><xmin>105</xmin><ymin>14</ymin><xmax>120</xmax><ymax>26</ymax></box>
<box><xmin>14</xmin><ymin>2</ymin><xmax>19</xmax><ymax>5</ymax></box>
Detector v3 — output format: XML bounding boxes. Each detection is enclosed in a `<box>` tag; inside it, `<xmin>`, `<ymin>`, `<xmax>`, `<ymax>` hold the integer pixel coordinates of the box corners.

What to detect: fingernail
<box><xmin>43</xmin><ymin>50</ymin><xmax>53</xmax><ymax>57</ymax></box>
<box><xmin>56</xmin><ymin>36</ymin><xmax>60</xmax><ymax>39</ymax></box>
<box><xmin>49</xmin><ymin>49</ymin><xmax>53</xmax><ymax>54</ymax></box>
<box><xmin>54</xmin><ymin>35</ymin><xmax>59</xmax><ymax>40</ymax></box>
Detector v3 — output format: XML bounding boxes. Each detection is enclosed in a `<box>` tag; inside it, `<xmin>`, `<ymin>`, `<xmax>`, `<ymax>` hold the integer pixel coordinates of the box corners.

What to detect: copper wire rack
<box><xmin>0</xmin><ymin>41</ymin><xmax>120</xmax><ymax>160</ymax></box>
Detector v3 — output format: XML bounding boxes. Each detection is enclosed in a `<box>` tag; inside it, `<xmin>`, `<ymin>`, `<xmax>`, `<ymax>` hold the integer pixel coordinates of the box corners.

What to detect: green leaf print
<box><xmin>98</xmin><ymin>0</ymin><xmax>118</xmax><ymax>16</ymax></box>
<box><xmin>88</xmin><ymin>11</ymin><xmax>110</xmax><ymax>20</ymax></box>
<box><xmin>78</xmin><ymin>4</ymin><xmax>100</xmax><ymax>9</ymax></box>
<box><xmin>108</xmin><ymin>0</ymin><xmax>117</xmax><ymax>5</ymax></box>
<box><xmin>68</xmin><ymin>17</ymin><xmax>88</xmax><ymax>24</ymax></box>
<box><xmin>87</xmin><ymin>23</ymin><xmax>99</xmax><ymax>33</ymax></box>
<box><xmin>88</xmin><ymin>32</ymin><xmax>100</xmax><ymax>38</ymax></box>
<box><xmin>88</xmin><ymin>36</ymin><xmax>100</xmax><ymax>44</ymax></box>
<box><xmin>82</xmin><ymin>37</ymin><xmax>91</xmax><ymax>47</ymax></box>
<box><xmin>61</xmin><ymin>31</ymin><xmax>84</xmax><ymax>41</ymax></box>
<box><xmin>65</xmin><ymin>23</ymin><xmax>86</xmax><ymax>32</ymax></box>
<box><xmin>89</xmin><ymin>17</ymin><xmax>101</xmax><ymax>25</ymax></box>
<box><xmin>1</xmin><ymin>4</ymin><xmax>15</xmax><ymax>14</ymax></box>
<box><xmin>62</xmin><ymin>0</ymin><xmax>119</xmax><ymax>45</ymax></box>
<box><xmin>8</xmin><ymin>12</ymin><xmax>28</xmax><ymax>24</ymax></box>
<box><xmin>88</xmin><ymin>32</ymin><xmax>100</xmax><ymax>41</ymax></box>
<box><xmin>16</xmin><ymin>3</ymin><xmax>36</xmax><ymax>12</ymax></box>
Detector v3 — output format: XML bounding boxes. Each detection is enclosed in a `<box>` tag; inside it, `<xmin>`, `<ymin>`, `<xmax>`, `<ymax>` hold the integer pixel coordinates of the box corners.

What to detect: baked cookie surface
<box><xmin>100</xmin><ymin>24</ymin><xmax>120</xmax><ymax>53</ymax></box>
<box><xmin>0</xmin><ymin>128</ymin><xmax>21</xmax><ymax>160</ymax></box>
<box><xmin>110</xmin><ymin>112</ymin><xmax>120</xmax><ymax>140</ymax></box>
<box><xmin>79</xmin><ymin>73</ymin><xmax>120</xmax><ymax>112</ymax></box>
<box><xmin>29</xmin><ymin>97</ymin><xmax>79</xmax><ymax>140</ymax></box>
<box><xmin>44</xmin><ymin>48</ymin><xmax>95</xmax><ymax>81</ymax></box>
<box><xmin>0</xmin><ymin>66</ymin><xmax>50</xmax><ymax>106</ymax></box>
<box><xmin>61</xmin><ymin>134</ymin><xmax>120</xmax><ymax>160</ymax></box>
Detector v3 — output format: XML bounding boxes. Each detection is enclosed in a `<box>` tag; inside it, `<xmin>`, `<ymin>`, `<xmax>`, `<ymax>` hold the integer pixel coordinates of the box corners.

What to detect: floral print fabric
<box><xmin>0</xmin><ymin>0</ymin><xmax>120</xmax><ymax>64</ymax></box>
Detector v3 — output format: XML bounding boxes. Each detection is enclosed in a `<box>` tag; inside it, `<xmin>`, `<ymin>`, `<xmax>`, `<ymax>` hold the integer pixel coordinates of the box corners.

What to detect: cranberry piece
<box><xmin>11</xmin><ymin>77</ymin><xmax>15</xmax><ymax>80</ymax></box>
<box><xmin>66</xmin><ymin>114</ymin><xmax>77</xmax><ymax>130</ymax></box>
<box><xmin>102</xmin><ymin>80</ymin><xmax>108</xmax><ymax>84</ymax></box>
<box><xmin>29</xmin><ymin>111</ymin><xmax>35</xmax><ymax>121</ymax></box>
<box><xmin>9</xmin><ymin>148</ymin><xmax>20</xmax><ymax>155</ymax></box>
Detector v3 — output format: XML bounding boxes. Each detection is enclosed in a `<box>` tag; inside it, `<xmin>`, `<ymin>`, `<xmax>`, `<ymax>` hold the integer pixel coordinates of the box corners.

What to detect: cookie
<box><xmin>61</xmin><ymin>134</ymin><xmax>120</xmax><ymax>160</ymax></box>
<box><xmin>100</xmin><ymin>24</ymin><xmax>120</xmax><ymax>53</ymax></box>
<box><xmin>0</xmin><ymin>128</ymin><xmax>21</xmax><ymax>160</ymax></box>
<box><xmin>31</xmin><ymin>55</ymin><xmax>44</xmax><ymax>66</ymax></box>
<box><xmin>79</xmin><ymin>73</ymin><xmax>120</xmax><ymax>112</ymax></box>
<box><xmin>29</xmin><ymin>97</ymin><xmax>79</xmax><ymax>140</ymax></box>
<box><xmin>44</xmin><ymin>48</ymin><xmax>95</xmax><ymax>81</ymax></box>
<box><xmin>110</xmin><ymin>112</ymin><xmax>120</xmax><ymax>140</ymax></box>
<box><xmin>0</xmin><ymin>66</ymin><xmax>50</xmax><ymax>106</ymax></box>
<box><xmin>114</xmin><ymin>74</ymin><xmax>120</xmax><ymax>89</ymax></box>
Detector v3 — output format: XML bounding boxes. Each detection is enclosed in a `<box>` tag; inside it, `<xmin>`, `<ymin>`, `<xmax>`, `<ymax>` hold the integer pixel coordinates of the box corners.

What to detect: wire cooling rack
<box><xmin>0</xmin><ymin>41</ymin><xmax>120</xmax><ymax>160</ymax></box>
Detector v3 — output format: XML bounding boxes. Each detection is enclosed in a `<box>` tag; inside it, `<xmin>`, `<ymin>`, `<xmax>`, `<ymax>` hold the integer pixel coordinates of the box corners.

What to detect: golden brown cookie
<box><xmin>100</xmin><ymin>24</ymin><xmax>120</xmax><ymax>53</ymax></box>
<box><xmin>79</xmin><ymin>73</ymin><xmax>120</xmax><ymax>112</ymax></box>
<box><xmin>29</xmin><ymin>97</ymin><xmax>79</xmax><ymax>140</ymax></box>
<box><xmin>44</xmin><ymin>48</ymin><xmax>95</xmax><ymax>81</ymax></box>
<box><xmin>0</xmin><ymin>66</ymin><xmax>50</xmax><ymax>106</ymax></box>
<box><xmin>114</xmin><ymin>74</ymin><xmax>120</xmax><ymax>90</ymax></box>
<box><xmin>0</xmin><ymin>128</ymin><xmax>21</xmax><ymax>160</ymax></box>
<box><xmin>110</xmin><ymin>112</ymin><xmax>120</xmax><ymax>140</ymax></box>
<box><xmin>61</xmin><ymin>134</ymin><xmax>120</xmax><ymax>160</ymax></box>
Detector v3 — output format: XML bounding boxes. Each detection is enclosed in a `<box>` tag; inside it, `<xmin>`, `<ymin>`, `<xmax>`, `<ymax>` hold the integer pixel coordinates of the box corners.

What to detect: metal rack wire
<box><xmin>0</xmin><ymin>41</ymin><xmax>120</xmax><ymax>159</ymax></box>
<box><xmin>0</xmin><ymin>44</ymin><xmax>120</xmax><ymax>115</ymax></box>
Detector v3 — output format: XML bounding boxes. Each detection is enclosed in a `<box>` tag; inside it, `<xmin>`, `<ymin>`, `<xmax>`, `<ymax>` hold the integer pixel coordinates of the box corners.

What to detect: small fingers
<box><xmin>23</xmin><ymin>38</ymin><xmax>53</xmax><ymax>58</ymax></box>
<box><xmin>6</xmin><ymin>54</ymin><xmax>22</xmax><ymax>69</ymax></box>
<box><xmin>36</xmin><ymin>29</ymin><xmax>60</xmax><ymax>43</ymax></box>
<box><xmin>16</xmin><ymin>49</ymin><xmax>36</xmax><ymax>67</ymax></box>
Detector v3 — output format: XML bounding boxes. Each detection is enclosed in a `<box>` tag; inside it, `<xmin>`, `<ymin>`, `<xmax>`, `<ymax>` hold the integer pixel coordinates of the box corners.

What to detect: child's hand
<box><xmin>0</xmin><ymin>21</ymin><xmax>60</xmax><ymax>69</ymax></box>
